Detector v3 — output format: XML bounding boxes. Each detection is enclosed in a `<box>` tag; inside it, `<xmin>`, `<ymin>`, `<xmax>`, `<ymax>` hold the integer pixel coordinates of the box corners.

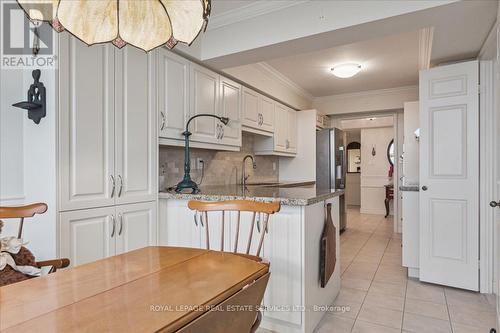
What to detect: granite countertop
<box><xmin>399</xmin><ymin>185</ymin><xmax>420</xmax><ymax>192</ymax></box>
<box><xmin>158</xmin><ymin>183</ymin><xmax>344</xmax><ymax>206</ymax></box>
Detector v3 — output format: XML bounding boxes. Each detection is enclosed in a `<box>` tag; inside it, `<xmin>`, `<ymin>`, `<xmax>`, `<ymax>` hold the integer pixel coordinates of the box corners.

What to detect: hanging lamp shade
<box><xmin>16</xmin><ymin>0</ymin><xmax>211</xmax><ymax>51</ymax></box>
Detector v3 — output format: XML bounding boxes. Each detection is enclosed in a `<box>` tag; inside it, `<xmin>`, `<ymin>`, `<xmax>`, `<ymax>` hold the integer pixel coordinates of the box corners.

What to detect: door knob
<box><xmin>490</xmin><ymin>201</ymin><xmax>500</xmax><ymax>208</ymax></box>
<box><xmin>421</xmin><ymin>186</ymin><xmax>428</xmax><ymax>191</ymax></box>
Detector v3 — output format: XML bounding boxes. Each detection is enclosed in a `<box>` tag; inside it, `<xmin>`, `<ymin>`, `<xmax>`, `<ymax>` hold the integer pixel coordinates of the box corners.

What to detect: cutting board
<box><xmin>320</xmin><ymin>203</ymin><xmax>337</xmax><ymax>288</ymax></box>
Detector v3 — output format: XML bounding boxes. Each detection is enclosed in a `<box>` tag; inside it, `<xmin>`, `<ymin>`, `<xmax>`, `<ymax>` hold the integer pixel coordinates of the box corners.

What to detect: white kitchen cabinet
<box><xmin>242</xmin><ymin>87</ymin><xmax>260</xmax><ymax>129</ymax></box>
<box><xmin>218</xmin><ymin>77</ymin><xmax>242</xmax><ymax>147</ymax></box>
<box><xmin>157</xmin><ymin>49</ymin><xmax>189</xmax><ymax>140</ymax></box>
<box><xmin>116</xmin><ymin>202</ymin><xmax>157</xmax><ymax>255</ymax></box>
<box><xmin>242</xmin><ymin>87</ymin><xmax>274</xmax><ymax>135</ymax></box>
<box><xmin>189</xmin><ymin>63</ymin><xmax>220</xmax><ymax>144</ymax></box>
<box><xmin>260</xmin><ymin>96</ymin><xmax>275</xmax><ymax>133</ymax></box>
<box><xmin>60</xmin><ymin>203</ymin><xmax>157</xmax><ymax>267</ymax></box>
<box><xmin>59</xmin><ymin>207</ymin><xmax>117</xmax><ymax>267</ymax></box>
<box><xmin>59</xmin><ymin>34</ymin><xmax>116</xmax><ymax>211</ymax></box>
<box><xmin>254</xmin><ymin>103</ymin><xmax>297</xmax><ymax>156</ymax></box>
<box><xmin>159</xmin><ymin>199</ymin><xmax>201</xmax><ymax>248</ymax></box>
<box><xmin>115</xmin><ymin>47</ymin><xmax>157</xmax><ymax>205</ymax></box>
<box><xmin>59</xmin><ymin>34</ymin><xmax>157</xmax><ymax>211</ymax></box>
<box><xmin>402</xmin><ymin>191</ymin><xmax>419</xmax><ymax>277</ymax></box>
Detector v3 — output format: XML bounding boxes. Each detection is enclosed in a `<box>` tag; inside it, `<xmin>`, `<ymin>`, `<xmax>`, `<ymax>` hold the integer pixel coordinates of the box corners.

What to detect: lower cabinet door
<box><xmin>229</xmin><ymin>211</ymin><xmax>264</xmax><ymax>255</ymax></box>
<box><xmin>115</xmin><ymin>201</ymin><xmax>157</xmax><ymax>255</ymax></box>
<box><xmin>159</xmin><ymin>199</ymin><xmax>202</xmax><ymax>248</ymax></box>
<box><xmin>60</xmin><ymin>206</ymin><xmax>117</xmax><ymax>267</ymax></box>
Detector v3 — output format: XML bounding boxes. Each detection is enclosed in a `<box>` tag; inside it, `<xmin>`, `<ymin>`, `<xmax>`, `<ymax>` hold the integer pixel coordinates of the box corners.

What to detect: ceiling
<box><xmin>267</xmin><ymin>30</ymin><xmax>420</xmax><ymax>97</ymax></box>
<box><xmin>210</xmin><ymin>0</ymin><xmax>254</xmax><ymax>17</ymax></box>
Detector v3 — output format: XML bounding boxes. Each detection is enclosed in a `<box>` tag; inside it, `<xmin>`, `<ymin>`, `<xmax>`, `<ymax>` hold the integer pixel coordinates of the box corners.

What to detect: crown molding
<box><xmin>208</xmin><ymin>1</ymin><xmax>310</xmax><ymax>31</ymax></box>
<box><xmin>418</xmin><ymin>27</ymin><xmax>434</xmax><ymax>70</ymax></box>
<box><xmin>314</xmin><ymin>85</ymin><xmax>418</xmax><ymax>101</ymax></box>
<box><xmin>254</xmin><ymin>62</ymin><xmax>314</xmax><ymax>101</ymax></box>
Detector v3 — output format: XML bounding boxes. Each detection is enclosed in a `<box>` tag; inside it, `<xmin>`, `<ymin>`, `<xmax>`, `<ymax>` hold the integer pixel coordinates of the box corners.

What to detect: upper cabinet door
<box><xmin>158</xmin><ymin>49</ymin><xmax>189</xmax><ymax>140</ymax></box>
<box><xmin>115</xmin><ymin>46</ymin><xmax>157</xmax><ymax>205</ymax></box>
<box><xmin>59</xmin><ymin>34</ymin><xmax>116</xmax><ymax>211</ymax></box>
<box><xmin>287</xmin><ymin>108</ymin><xmax>297</xmax><ymax>153</ymax></box>
<box><xmin>273</xmin><ymin>103</ymin><xmax>288</xmax><ymax>152</ymax></box>
<box><xmin>189</xmin><ymin>64</ymin><xmax>220</xmax><ymax>144</ymax></box>
<box><xmin>219</xmin><ymin>77</ymin><xmax>242</xmax><ymax>147</ymax></box>
<box><xmin>242</xmin><ymin>87</ymin><xmax>260</xmax><ymax>128</ymax></box>
<box><xmin>260</xmin><ymin>96</ymin><xmax>275</xmax><ymax>133</ymax></box>
<box><xmin>115</xmin><ymin>201</ymin><xmax>157</xmax><ymax>255</ymax></box>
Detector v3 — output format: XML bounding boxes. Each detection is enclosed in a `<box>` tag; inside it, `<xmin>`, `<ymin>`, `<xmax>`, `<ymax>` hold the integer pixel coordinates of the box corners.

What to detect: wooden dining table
<box><xmin>0</xmin><ymin>246</ymin><xmax>270</xmax><ymax>333</ymax></box>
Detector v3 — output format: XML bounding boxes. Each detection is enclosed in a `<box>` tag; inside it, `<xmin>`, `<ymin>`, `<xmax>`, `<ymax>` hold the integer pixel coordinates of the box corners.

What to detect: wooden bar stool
<box><xmin>187</xmin><ymin>199</ymin><xmax>281</xmax><ymax>333</ymax></box>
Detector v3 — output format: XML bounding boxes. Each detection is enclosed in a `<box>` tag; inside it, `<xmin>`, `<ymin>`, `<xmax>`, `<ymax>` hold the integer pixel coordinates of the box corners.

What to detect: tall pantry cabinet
<box><xmin>58</xmin><ymin>34</ymin><xmax>157</xmax><ymax>266</ymax></box>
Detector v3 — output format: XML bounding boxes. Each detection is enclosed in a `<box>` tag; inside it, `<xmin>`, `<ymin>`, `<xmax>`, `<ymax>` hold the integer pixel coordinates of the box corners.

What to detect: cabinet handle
<box><xmin>110</xmin><ymin>215</ymin><xmax>116</xmax><ymax>237</ymax></box>
<box><xmin>160</xmin><ymin>111</ymin><xmax>166</xmax><ymax>131</ymax></box>
<box><xmin>110</xmin><ymin>175</ymin><xmax>116</xmax><ymax>198</ymax></box>
<box><xmin>218</xmin><ymin>124</ymin><xmax>222</xmax><ymax>139</ymax></box>
<box><xmin>193</xmin><ymin>212</ymin><xmax>198</xmax><ymax>227</ymax></box>
<box><xmin>220</xmin><ymin>127</ymin><xmax>224</xmax><ymax>139</ymax></box>
<box><xmin>118</xmin><ymin>213</ymin><xmax>123</xmax><ymax>236</ymax></box>
<box><xmin>118</xmin><ymin>175</ymin><xmax>123</xmax><ymax>197</ymax></box>
<box><xmin>256</xmin><ymin>213</ymin><xmax>261</xmax><ymax>233</ymax></box>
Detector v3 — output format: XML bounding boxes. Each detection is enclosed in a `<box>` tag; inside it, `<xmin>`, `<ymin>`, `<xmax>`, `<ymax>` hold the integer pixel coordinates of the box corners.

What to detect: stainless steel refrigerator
<box><xmin>316</xmin><ymin>128</ymin><xmax>347</xmax><ymax>232</ymax></box>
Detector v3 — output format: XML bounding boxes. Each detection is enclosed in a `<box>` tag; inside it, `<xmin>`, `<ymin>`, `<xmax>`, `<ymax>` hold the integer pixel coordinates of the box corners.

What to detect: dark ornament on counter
<box><xmin>12</xmin><ymin>69</ymin><xmax>46</xmax><ymax>124</ymax></box>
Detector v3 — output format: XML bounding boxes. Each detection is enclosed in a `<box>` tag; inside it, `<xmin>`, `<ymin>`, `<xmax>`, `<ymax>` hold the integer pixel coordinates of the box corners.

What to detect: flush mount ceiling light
<box><xmin>16</xmin><ymin>0</ymin><xmax>211</xmax><ymax>52</ymax></box>
<box><xmin>331</xmin><ymin>63</ymin><xmax>362</xmax><ymax>78</ymax></box>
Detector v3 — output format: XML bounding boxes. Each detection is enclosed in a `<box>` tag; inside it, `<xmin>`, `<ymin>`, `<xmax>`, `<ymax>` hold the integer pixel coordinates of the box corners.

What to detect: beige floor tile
<box><xmin>404</xmin><ymin>298</ymin><xmax>449</xmax><ymax>320</ymax></box>
<box><xmin>364</xmin><ymin>292</ymin><xmax>405</xmax><ymax>311</ymax></box>
<box><xmin>330</xmin><ymin>300</ymin><xmax>362</xmax><ymax>319</ymax></box>
<box><xmin>357</xmin><ymin>303</ymin><xmax>403</xmax><ymax>329</ymax></box>
<box><xmin>444</xmin><ymin>288</ymin><xmax>495</xmax><ymax>312</ymax></box>
<box><xmin>351</xmin><ymin>320</ymin><xmax>401</xmax><ymax>333</ymax></box>
<box><xmin>341</xmin><ymin>277</ymin><xmax>372</xmax><ymax>291</ymax></box>
<box><xmin>373</xmin><ymin>269</ymin><xmax>408</xmax><ymax>286</ymax></box>
<box><xmin>447</xmin><ymin>303</ymin><xmax>497</xmax><ymax>329</ymax></box>
<box><xmin>315</xmin><ymin>314</ymin><xmax>355</xmax><ymax>333</ymax></box>
<box><xmin>403</xmin><ymin>312</ymin><xmax>452</xmax><ymax>333</ymax></box>
<box><xmin>406</xmin><ymin>280</ymin><xmax>445</xmax><ymax>304</ymax></box>
<box><xmin>334</xmin><ymin>287</ymin><xmax>367</xmax><ymax>304</ymax></box>
<box><xmin>369</xmin><ymin>280</ymin><xmax>407</xmax><ymax>297</ymax></box>
<box><xmin>452</xmin><ymin>322</ymin><xmax>497</xmax><ymax>333</ymax></box>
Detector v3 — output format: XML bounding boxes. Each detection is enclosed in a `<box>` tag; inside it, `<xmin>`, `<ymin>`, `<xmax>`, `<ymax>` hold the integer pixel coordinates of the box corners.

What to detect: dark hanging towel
<box><xmin>320</xmin><ymin>203</ymin><xmax>337</xmax><ymax>288</ymax></box>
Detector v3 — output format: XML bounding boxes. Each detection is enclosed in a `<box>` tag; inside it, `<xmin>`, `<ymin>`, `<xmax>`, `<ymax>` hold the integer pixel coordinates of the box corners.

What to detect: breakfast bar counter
<box><xmin>159</xmin><ymin>184</ymin><xmax>344</xmax><ymax>206</ymax></box>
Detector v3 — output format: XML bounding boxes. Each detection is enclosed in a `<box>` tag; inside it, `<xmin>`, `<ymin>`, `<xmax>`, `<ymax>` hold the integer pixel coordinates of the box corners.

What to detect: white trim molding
<box><xmin>208</xmin><ymin>1</ymin><xmax>310</xmax><ymax>31</ymax></box>
<box><xmin>479</xmin><ymin>60</ymin><xmax>495</xmax><ymax>294</ymax></box>
<box><xmin>418</xmin><ymin>27</ymin><xmax>434</xmax><ymax>70</ymax></box>
<box><xmin>255</xmin><ymin>62</ymin><xmax>314</xmax><ymax>101</ymax></box>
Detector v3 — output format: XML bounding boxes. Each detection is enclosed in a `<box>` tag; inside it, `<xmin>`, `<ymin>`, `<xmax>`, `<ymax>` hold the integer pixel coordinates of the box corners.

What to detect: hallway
<box><xmin>315</xmin><ymin>208</ymin><xmax>497</xmax><ymax>333</ymax></box>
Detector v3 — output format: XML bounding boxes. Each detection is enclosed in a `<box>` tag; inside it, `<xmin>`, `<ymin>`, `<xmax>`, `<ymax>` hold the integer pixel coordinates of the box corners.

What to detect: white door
<box><xmin>494</xmin><ymin>60</ymin><xmax>500</xmax><ymax>327</ymax></box>
<box><xmin>242</xmin><ymin>87</ymin><xmax>260</xmax><ymax>129</ymax></box>
<box><xmin>158</xmin><ymin>49</ymin><xmax>189</xmax><ymax>140</ymax></box>
<box><xmin>60</xmin><ymin>206</ymin><xmax>116</xmax><ymax>267</ymax></box>
<box><xmin>158</xmin><ymin>199</ymin><xmax>201</xmax><ymax>248</ymax></box>
<box><xmin>115</xmin><ymin>46</ymin><xmax>157</xmax><ymax>205</ymax></box>
<box><xmin>274</xmin><ymin>104</ymin><xmax>288</xmax><ymax>152</ymax></box>
<box><xmin>287</xmin><ymin>108</ymin><xmax>297</xmax><ymax>153</ymax></box>
<box><xmin>219</xmin><ymin>77</ymin><xmax>241</xmax><ymax>147</ymax></box>
<box><xmin>419</xmin><ymin>60</ymin><xmax>479</xmax><ymax>291</ymax></box>
<box><xmin>260</xmin><ymin>96</ymin><xmax>275</xmax><ymax>133</ymax></box>
<box><xmin>116</xmin><ymin>201</ymin><xmax>157</xmax><ymax>254</ymax></box>
<box><xmin>189</xmin><ymin>64</ymin><xmax>219</xmax><ymax>144</ymax></box>
<box><xmin>58</xmin><ymin>34</ymin><xmax>115</xmax><ymax>211</ymax></box>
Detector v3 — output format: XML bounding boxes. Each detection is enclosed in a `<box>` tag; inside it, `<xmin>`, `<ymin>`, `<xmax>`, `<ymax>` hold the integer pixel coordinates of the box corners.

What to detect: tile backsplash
<box><xmin>159</xmin><ymin>133</ymin><xmax>279</xmax><ymax>190</ymax></box>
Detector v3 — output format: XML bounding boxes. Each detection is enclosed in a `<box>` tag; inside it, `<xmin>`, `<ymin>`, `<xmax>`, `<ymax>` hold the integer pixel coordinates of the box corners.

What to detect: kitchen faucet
<box><xmin>241</xmin><ymin>155</ymin><xmax>257</xmax><ymax>188</ymax></box>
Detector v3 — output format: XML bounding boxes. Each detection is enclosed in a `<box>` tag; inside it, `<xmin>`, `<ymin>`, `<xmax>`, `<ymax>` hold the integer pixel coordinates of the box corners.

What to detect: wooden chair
<box><xmin>187</xmin><ymin>199</ymin><xmax>281</xmax><ymax>333</ymax></box>
<box><xmin>0</xmin><ymin>203</ymin><xmax>70</xmax><ymax>285</ymax></box>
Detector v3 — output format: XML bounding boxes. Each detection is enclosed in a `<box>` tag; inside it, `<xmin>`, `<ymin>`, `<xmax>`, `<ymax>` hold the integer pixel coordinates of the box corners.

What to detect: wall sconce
<box><xmin>12</xmin><ymin>70</ymin><xmax>46</xmax><ymax>124</ymax></box>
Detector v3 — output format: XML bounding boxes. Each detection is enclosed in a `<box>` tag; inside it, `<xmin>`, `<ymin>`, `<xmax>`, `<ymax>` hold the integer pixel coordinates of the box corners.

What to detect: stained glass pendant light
<box><xmin>16</xmin><ymin>0</ymin><xmax>211</xmax><ymax>51</ymax></box>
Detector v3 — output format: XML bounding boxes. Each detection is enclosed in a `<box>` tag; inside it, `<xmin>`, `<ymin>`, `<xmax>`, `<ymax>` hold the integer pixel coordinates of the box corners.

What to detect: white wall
<box><xmin>313</xmin><ymin>86</ymin><xmax>418</xmax><ymax>115</ymax></box>
<box><xmin>0</xmin><ymin>20</ymin><xmax>57</xmax><ymax>260</ymax></box>
<box><xmin>403</xmin><ymin>101</ymin><xmax>419</xmax><ymax>184</ymax></box>
<box><xmin>360</xmin><ymin>127</ymin><xmax>393</xmax><ymax>215</ymax></box>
